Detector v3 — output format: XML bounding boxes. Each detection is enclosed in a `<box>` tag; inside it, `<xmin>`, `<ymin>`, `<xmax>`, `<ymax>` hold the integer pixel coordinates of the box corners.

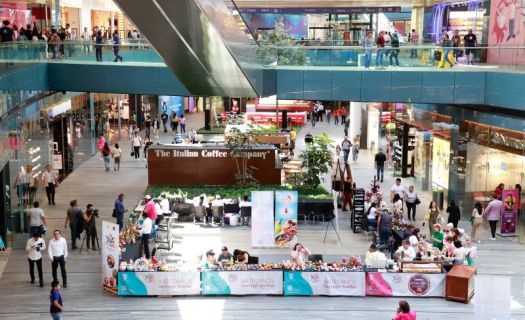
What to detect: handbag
<box><xmin>415</xmin><ymin>198</ymin><xmax>421</xmax><ymax>205</ymax></box>
<box><xmin>130</xmin><ymin>150</ymin><xmax>135</xmax><ymax>157</ymax></box>
<box><xmin>112</xmin><ymin>208</ymin><xmax>117</xmax><ymax>218</ymax></box>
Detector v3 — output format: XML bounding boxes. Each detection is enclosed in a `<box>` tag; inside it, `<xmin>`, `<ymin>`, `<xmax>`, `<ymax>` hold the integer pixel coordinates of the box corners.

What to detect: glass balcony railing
<box><xmin>1</xmin><ymin>41</ymin><xmax>524</xmax><ymax>73</ymax></box>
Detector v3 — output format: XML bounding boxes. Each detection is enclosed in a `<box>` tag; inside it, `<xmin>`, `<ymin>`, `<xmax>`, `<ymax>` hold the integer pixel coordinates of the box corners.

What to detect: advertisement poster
<box><xmin>159</xmin><ymin>96</ymin><xmax>184</xmax><ymax>117</ymax></box>
<box><xmin>366</xmin><ymin>272</ymin><xmax>446</xmax><ymax>297</ymax></box>
<box><xmin>251</xmin><ymin>191</ymin><xmax>275</xmax><ymax>247</ymax></box>
<box><xmin>274</xmin><ymin>191</ymin><xmax>298</xmax><ymax>247</ymax></box>
<box><xmin>432</xmin><ymin>137</ymin><xmax>450</xmax><ymax>189</ymax></box>
<box><xmin>118</xmin><ymin>272</ymin><xmax>201</xmax><ymax>296</ymax></box>
<box><xmin>202</xmin><ymin>271</ymin><xmax>283</xmax><ymax>295</ymax></box>
<box><xmin>284</xmin><ymin>272</ymin><xmax>365</xmax><ymax>296</ymax></box>
<box><xmin>488</xmin><ymin>0</ymin><xmax>525</xmax><ymax>65</ymax></box>
<box><xmin>102</xmin><ymin>221</ymin><xmax>119</xmax><ymax>293</ymax></box>
<box><xmin>500</xmin><ymin>189</ymin><xmax>518</xmax><ymax>236</ymax></box>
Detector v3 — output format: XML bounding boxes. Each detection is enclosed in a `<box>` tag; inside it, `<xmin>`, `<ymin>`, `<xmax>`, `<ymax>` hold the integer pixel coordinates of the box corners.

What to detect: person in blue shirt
<box><xmin>50</xmin><ymin>280</ymin><xmax>64</xmax><ymax>320</ymax></box>
<box><xmin>112</xmin><ymin>30</ymin><xmax>123</xmax><ymax>62</ymax></box>
<box><xmin>95</xmin><ymin>30</ymin><xmax>103</xmax><ymax>62</ymax></box>
<box><xmin>114</xmin><ymin>193</ymin><xmax>127</xmax><ymax>230</ymax></box>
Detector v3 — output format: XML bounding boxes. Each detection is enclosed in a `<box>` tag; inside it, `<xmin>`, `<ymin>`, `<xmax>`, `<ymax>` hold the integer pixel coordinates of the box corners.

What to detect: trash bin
<box><xmin>432</xmin><ymin>190</ymin><xmax>445</xmax><ymax>210</ymax></box>
<box><xmin>10</xmin><ymin>210</ymin><xmax>21</xmax><ymax>233</ymax></box>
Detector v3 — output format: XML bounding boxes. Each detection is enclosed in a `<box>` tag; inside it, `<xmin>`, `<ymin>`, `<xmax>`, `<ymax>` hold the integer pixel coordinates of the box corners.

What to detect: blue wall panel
<box><xmin>390</xmin><ymin>72</ymin><xmax>423</xmax><ymax>103</ymax></box>
<box><xmin>453</xmin><ymin>72</ymin><xmax>486</xmax><ymax>104</ymax></box>
<box><xmin>276</xmin><ymin>70</ymin><xmax>304</xmax><ymax>99</ymax></box>
<box><xmin>331</xmin><ymin>71</ymin><xmax>361</xmax><ymax>101</ymax></box>
<box><xmin>421</xmin><ymin>72</ymin><xmax>455</xmax><ymax>104</ymax></box>
<box><xmin>303</xmin><ymin>71</ymin><xmax>332</xmax><ymax>100</ymax></box>
<box><xmin>485</xmin><ymin>73</ymin><xmax>525</xmax><ymax>109</ymax></box>
<box><xmin>361</xmin><ymin>72</ymin><xmax>391</xmax><ymax>101</ymax></box>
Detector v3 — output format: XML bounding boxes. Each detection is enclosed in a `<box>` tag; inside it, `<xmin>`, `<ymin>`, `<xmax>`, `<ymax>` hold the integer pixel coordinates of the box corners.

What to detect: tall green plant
<box><xmin>300</xmin><ymin>133</ymin><xmax>334</xmax><ymax>186</ymax></box>
<box><xmin>256</xmin><ymin>18</ymin><xmax>308</xmax><ymax>66</ymax></box>
<box><xmin>225</xmin><ymin>127</ymin><xmax>258</xmax><ymax>186</ymax></box>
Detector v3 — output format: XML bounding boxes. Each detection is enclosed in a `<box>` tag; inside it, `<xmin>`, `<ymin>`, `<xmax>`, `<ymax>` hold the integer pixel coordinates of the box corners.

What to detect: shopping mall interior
<box><xmin>0</xmin><ymin>0</ymin><xmax>524</xmax><ymax>319</ymax></box>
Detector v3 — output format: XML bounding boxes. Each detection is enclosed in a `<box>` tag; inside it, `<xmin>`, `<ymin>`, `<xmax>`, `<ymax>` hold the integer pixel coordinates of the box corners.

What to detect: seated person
<box><xmin>217</xmin><ymin>246</ymin><xmax>233</xmax><ymax>266</ymax></box>
<box><xmin>403</xmin><ymin>225</ymin><xmax>415</xmax><ymax>240</ymax></box>
<box><xmin>304</xmin><ymin>132</ymin><xmax>314</xmax><ymax>144</ymax></box>
<box><xmin>457</xmin><ymin>228</ymin><xmax>471</xmax><ymax>247</ymax></box>
<box><xmin>239</xmin><ymin>195</ymin><xmax>251</xmax><ymax>208</ymax></box>
<box><xmin>364</xmin><ymin>243</ymin><xmax>387</xmax><ymax>265</ymax></box>
<box><xmin>395</xmin><ymin>240</ymin><xmax>416</xmax><ymax>261</ymax></box>
<box><xmin>233</xmin><ymin>249</ymin><xmax>250</xmax><ymax>263</ymax></box>
<box><xmin>367</xmin><ymin>203</ymin><xmax>378</xmax><ymax>229</ymax></box>
<box><xmin>291</xmin><ymin>243</ymin><xmax>311</xmax><ymax>267</ymax></box>
<box><xmin>211</xmin><ymin>195</ymin><xmax>224</xmax><ymax>207</ymax></box>
<box><xmin>453</xmin><ymin>240</ymin><xmax>467</xmax><ymax>265</ymax></box>
<box><xmin>432</xmin><ymin>224</ymin><xmax>444</xmax><ymax>250</ymax></box>
<box><xmin>199</xmin><ymin>249</ymin><xmax>218</xmax><ymax>269</ymax></box>
<box><xmin>408</xmin><ymin>228</ymin><xmax>420</xmax><ymax>251</ymax></box>
<box><xmin>442</xmin><ymin>236</ymin><xmax>456</xmax><ymax>257</ymax></box>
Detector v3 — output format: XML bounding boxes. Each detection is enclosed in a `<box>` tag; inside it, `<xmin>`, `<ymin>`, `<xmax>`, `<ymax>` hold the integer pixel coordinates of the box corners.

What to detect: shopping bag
<box><xmin>130</xmin><ymin>150</ymin><xmax>135</xmax><ymax>157</ymax></box>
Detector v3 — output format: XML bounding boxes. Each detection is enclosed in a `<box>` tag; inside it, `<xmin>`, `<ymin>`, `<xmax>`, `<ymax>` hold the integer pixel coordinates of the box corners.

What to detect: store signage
<box><xmin>491</xmin><ymin>132</ymin><xmax>525</xmax><ymax>152</ymax></box>
<box><xmin>153</xmin><ymin>149</ymin><xmax>270</xmax><ymax>160</ymax></box>
<box><xmin>251</xmin><ymin>191</ymin><xmax>275</xmax><ymax>247</ymax></box>
<box><xmin>284</xmin><ymin>271</ymin><xmax>365</xmax><ymax>296</ymax></box>
<box><xmin>274</xmin><ymin>191</ymin><xmax>298</xmax><ymax>247</ymax></box>
<box><xmin>52</xmin><ymin>154</ymin><xmax>62</xmax><ymax>170</ymax></box>
<box><xmin>499</xmin><ymin>189</ymin><xmax>519</xmax><ymax>236</ymax></box>
<box><xmin>102</xmin><ymin>221</ymin><xmax>119</xmax><ymax>294</ymax></box>
<box><xmin>238</xmin><ymin>7</ymin><xmax>401</xmax><ymax>14</ymax></box>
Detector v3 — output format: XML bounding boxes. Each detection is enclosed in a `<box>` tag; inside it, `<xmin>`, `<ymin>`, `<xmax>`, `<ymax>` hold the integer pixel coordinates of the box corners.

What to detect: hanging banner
<box><xmin>500</xmin><ymin>189</ymin><xmax>519</xmax><ymax>236</ymax></box>
<box><xmin>366</xmin><ymin>272</ymin><xmax>446</xmax><ymax>297</ymax></box>
<box><xmin>201</xmin><ymin>271</ymin><xmax>283</xmax><ymax>295</ymax></box>
<box><xmin>101</xmin><ymin>221</ymin><xmax>120</xmax><ymax>294</ymax></box>
<box><xmin>251</xmin><ymin>191</ymin><xmax>275</xmax><ymax>247</ymax></box>
<box><xmin>274</xmin><ymin>191</ymin><xmax>298</xmax><ymax>247</ymax></box>
<box><xmin>118</xmin><ymin>272</ymin><xmax>201</xmax><ymax>296</ymax></box>
<box><xmin>284</xmin><ymin>271</ymin><xmax>365</xmax><ymax>296</ymax></box>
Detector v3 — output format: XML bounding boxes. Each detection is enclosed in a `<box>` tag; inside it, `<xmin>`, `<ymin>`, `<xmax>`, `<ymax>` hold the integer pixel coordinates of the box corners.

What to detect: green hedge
<box><xmin>145</xmin><ymin>185</ymin><xmax>331</xmax><ymax>200</ymax></box>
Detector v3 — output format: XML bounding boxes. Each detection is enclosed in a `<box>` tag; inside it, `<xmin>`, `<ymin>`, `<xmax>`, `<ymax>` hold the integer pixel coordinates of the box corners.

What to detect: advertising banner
<box><xmin>284</xmin><ymin>272</ymin><xmax>365</xmax><ymax>296</ymax></box>
<box><xmin>118</xmin><ymin>272</ymin><xmax>201</xmax><ymax>296</ymax></box>
<box><xmin>500</xmin><ymin>189</ymin><xmax>519</xmax><ymax>236</ymax></box>
<box><xmin>432</xmin><ymin>137</ymin><xmax>450</xmax><ymax>189</ymax></box>
<box><xmin>101</xmin><ymin>221</ymin><xmax>120</xmax><ymax>293</ymax></box>
<box><xmin>366</xmin><ymin>272</ymin><xmax>446</xmax><ymax>297</ymax></box>
<box><xmin>251</xmin><ymin>191</ymin><xmax>275</xmax><ymax>247</ymax></box>
<box><xmin>274</xmin><ymin>191</ymin><xmax>298</xmax><ymax>247</ymax></box>
<box><xmin>201</xmin><ymin>271</ymin><xmax>283</xmax><ymax>295</ymax></box>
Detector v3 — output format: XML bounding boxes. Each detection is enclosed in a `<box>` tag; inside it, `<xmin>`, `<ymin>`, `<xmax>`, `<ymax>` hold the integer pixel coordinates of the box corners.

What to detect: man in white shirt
<box><xmin>42</xmin><ymin>164</ymin><xmax>58</xmax><ymax>205</ymax></box>
<box><xmin>26</xmin><ymin>232</ymin><xmax>46</xmax><ymax>287</ymax></box>
<box><xmin>140</xmin><ymin>211</ymin><xmax>152</xmax><ymax>259</ymax></box>
<box><xmin>390</xmin><ymin>178</ymin><xmax>406</xmax><ymax>204</ymax></box>
<box><xmin>211</xmin><ymin>195</ymin><xmax>224</xmax><ymax>207</ymax></box>
<box><xmin>154</xmin><ymin>199</ymin><xmax>163</xmax><ymax>225</ymax></box>
<box><xmin>48</xmin><ymin>230</ymin><xmax>68</xmax><ymax>287</ymax></box>
<box><xmin>160</xmin><ymin>194</ymin><xmax>171</xmax><ymax>216</ymax></box>
<box><xmin>28</xmin><ymin>201</ymin><xmax>46</xmax><ymax>237</ymax></box>
<box><xmin>81</xmin><ymin>27</ymin><xmax>92</xmax><ymax>54</ymax></box>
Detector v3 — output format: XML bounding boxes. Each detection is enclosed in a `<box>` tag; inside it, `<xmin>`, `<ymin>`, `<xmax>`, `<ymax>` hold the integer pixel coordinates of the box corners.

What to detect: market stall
<box><xmin>284</xmin><ymin>271</ymin><xmax>366</xmax><ymax>296</ymax></box>
<box><xmin>201</xmin><ymin>270</ymin><xmax>283</xmax><ymax>295</ymax></box>
<box><xmin>118</xmin><ymin>271</ymin><xmax>201</xmax><ymax>296</ymax></box>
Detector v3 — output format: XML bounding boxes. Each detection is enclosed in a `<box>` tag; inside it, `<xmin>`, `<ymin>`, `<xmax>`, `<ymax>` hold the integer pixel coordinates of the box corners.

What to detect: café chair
<box><xmin>211</xmin><ymin>206</ymin><xmax>224</xmax><ymax>226</ymax></box>
<box><xmin>361</xmin><ymin>216</ymin><xmax>375</xmax><ymax>241</ymax></box>
<box><xmin>240</xmin><ymin>206</ymin><xmax>252</xmax><ymax>226</ymax></box>
<box><xmin>194</xmin><ymin>206</ymin><xmax>206</xmax><ymax>224</ymax></box>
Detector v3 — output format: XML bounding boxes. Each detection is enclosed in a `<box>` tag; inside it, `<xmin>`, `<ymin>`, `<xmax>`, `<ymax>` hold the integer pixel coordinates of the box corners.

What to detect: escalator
<box><xmin>113</xmin><ymin>0</ymin><xmax>269</xmax><ymax>97</ymax></box>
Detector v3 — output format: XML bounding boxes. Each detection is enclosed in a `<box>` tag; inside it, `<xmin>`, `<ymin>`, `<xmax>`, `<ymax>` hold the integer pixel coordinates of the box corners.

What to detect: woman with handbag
<box><xmin>471</xmin><ymin>202</ymin><xmax>484</xmax><ymax>243</ymax></box>
<box><xmin>423</xmin><ymin>201</ymin><xmax>441</xmax><ymax>236</ymax></box>
<box><xmin>405</xmin><ymin>185</ymin><xmax>419</xmax><ymax>221</ymax></box>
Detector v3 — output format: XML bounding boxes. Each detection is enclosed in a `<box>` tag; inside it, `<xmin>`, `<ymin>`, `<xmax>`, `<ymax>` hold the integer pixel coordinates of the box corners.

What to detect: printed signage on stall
<box><xmin>102</xmin><ymin>221</ymin><xmax>120</xmax><ymax>294</ymax></box>
<box><xmin>251</xmin><ymin>191</ymin><xmax>275</xmax><ymax>247</ymax></box>
<box><xmin>274</xmin><ymin>191</ymin><xmax>298</xmax><ymax>247</ymax></box>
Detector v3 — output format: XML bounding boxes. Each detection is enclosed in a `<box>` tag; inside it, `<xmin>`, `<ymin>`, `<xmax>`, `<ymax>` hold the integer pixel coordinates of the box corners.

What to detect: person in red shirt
<box><xmin>340</xmin><ymin>107</ymin><xmax>347</xmax><ymax>125</ymax></box>
<box><xmin>494</xmin><ymin>183</ymin><xmax>504</xmax><ymax>200</ymax></box>
<box><xmin>393</xmin><ymin>300</ymin><xmax>416</xmax><ymax>320</ymax></box>
<box><xmin>375</xmin><ymin>31</ymin><xmax>385</xmax><ymax>69</ymax></box>
<box><xmin>333</xmin><ymin>109</ymin><xmax>339</xmax><ymax>125</ymax></box>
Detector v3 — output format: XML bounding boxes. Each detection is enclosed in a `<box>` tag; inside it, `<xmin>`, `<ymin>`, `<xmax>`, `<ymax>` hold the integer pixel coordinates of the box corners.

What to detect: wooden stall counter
<box><xmin>445</xmin><ymin>265</ymin><xmax>476</xmax><ymax>303</ymax></box>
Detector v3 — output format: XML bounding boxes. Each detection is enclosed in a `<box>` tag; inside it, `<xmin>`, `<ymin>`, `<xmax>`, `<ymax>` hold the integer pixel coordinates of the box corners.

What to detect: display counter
<box><xmin>365</xmin><ymin>271</ymin><xmax>446</xmax><ymax>297</ymax></box>
<box><xmin>201</xmin><ymin>270</ymin><xmax>283</xmax><ymax>296</ymax></box>
<box><xmin>118</xmin><ymin>271</ymin><xmax>201</xmax><ymax>296</ymax></box>
<box><xmin>284</xmin><ymin>271</ymin><xmax>365</xmax><ymax>296</ymax></box>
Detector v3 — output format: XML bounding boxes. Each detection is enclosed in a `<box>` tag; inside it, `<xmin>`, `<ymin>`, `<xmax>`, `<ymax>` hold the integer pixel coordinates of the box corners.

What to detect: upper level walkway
<box><xmin>1</xmin><ymin>42</ymin><xmax>525</xmax><ymax>111</ymax></box>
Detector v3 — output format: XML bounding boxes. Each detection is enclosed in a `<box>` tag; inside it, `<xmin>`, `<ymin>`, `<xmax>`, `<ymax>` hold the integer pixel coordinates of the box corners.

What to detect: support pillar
<box><xmin>89</xmin><ymin>92</ymin><xmax>95</xmax><ymax>155</ymax></box>
<box><xmin>204</xmin><ymin>97</ymin><xmax>211</xmax><ymax>130</ymax></box>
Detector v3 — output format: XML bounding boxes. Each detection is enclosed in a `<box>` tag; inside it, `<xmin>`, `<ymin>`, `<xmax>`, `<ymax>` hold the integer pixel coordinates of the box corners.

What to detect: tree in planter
<box><xmin>225</xmin><ymin>127</ymin><xmax>259</xmax><ymax>186</ymax></box>
<box><xmin>256</xmin><ymin>18</ymin><xmax>308</xmax><ymax>66</ymax></box>
<box><xmin>300</xmin><ymin>133</ymin><xmax>334</xmax><ymax>186</ymax></box>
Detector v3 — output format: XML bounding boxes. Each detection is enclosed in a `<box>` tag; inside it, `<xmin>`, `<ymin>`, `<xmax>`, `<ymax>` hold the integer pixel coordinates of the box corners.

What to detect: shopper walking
<box><xmin>409</xmin><ymin>29</ymin><xmax>419</xmax><ymax>58</ymax></box>
<box><xmin>112</xmin><ymin>143</ymin><xmax>122</xmax><ymax>171</ymax></box>
<box><xmin>463</xmin><ymin>29</ymin><xmax>477</xmax><ymax>65</ymax></box>
<box><xmin>49</xmin><ymin>280</ymin><xmax>64</xmax><ymax>320</ymax></box>
<box><xmin>325</xmin><ymin>108</ymin><xmax>331</xmax><ymax>124</ymax></box>
<box><xmin>484</xmin><ymin>194</ymin><xmax>503</xmax><ymax>240</ymax></box>
<box><xmin>112</xmin><ymin>30</ymin><xmax>122</xmax><ymax>62</ymax></box>
<box><xmin>341</xmin><ymin>136</ymin><xmax>352</xmax><ymax>163</ymax></box>
<box><xmin>363</xmin><ymin>31</ymin><xmax>374</xmax><ymax>69</ymax></box>
<box><xmin>170</xmin><ymin>112</ymin><xmax>179</xmax><ymax>133</ymax></box>
<box><xmin>102</xmin><ymin>142</ymin><xmax>111</xmax><ymax>172</ymax></box>
<box><xmin>375</xmin><ymin>31</ymin><xmax>385</xmax><ymax>69</ymax></box>
<box><xmin>144</xmin><ymin>115</ymin><xmax>152</xmax><ymax>137</ymax></box>
<box><xmin>389</xmin><ymin>33</ymin><xmax>400</xmax><ymax>67</ymax></box>
<box><xmin>95</xmin><ymin>30</ymin><xmax>103</xmax><ymax>62</ymax></box>
<box><xmin>28</xmin><ymin>201</ymin><xmax>46</xmax><ymax>237</ymax></box>
<box><xmin>131</xmin><ymin>131</ymin><xmax>141</xmax><ymax>159</ymax></box>
<box><xmin>114</xmin><ymin>194</ymin><xmax>127</xmax><ymax>231</ymax></box>
<box><xmin>48</xmin><ymin>230</ymin><xmax>68</xmax><ymax>287</ymax></box>
<box><xmin>424</xmin><ymin>201</ymin><xmax>441</xmax><ymax>236</ymax></box>
<box><xmin>179</xmin><ymin>114</ymin><xmax>186</xmax><ymax>134</ymax></box>
<box><xmin>374</xmin><ymin>148</ymin><xmax>387</xmax><ymax>182</ymax></box>
<box><xmin>452</xmin><ymin>30</ymin><xmax>461</xmax><ymax>61</ymax></box>
<box><xmin>64</xmin><ymin>200</ymin><xmax>82</xmax><ymax>249</ymax></box>
<box><xmin>26</xmin><ymin>231</ymin><xmax>45</xmax><ymax>287</ymax></box>
<box><xmin>161</xmin><ymin>107</ymin><xmax>169</xmax><ymax>133</ymax></box>
<box><xmin>333</xmin><ymin>109</ymin><xmax>339</xmax><ymax>125</ymax></box>
<box><xmin>152</xmin><ymin>117</ymin><xmax>159</xmax><ymax>138</ymax></box>
<box><xmin>446</xmin><ymin>201</ymin><xmax>461</xmax><ymax>228</ymax></box>
<box><xmin>81</xmin><ymin>27</ymin><xmax>91</xmax><ymax>54</ymax></box>
<box><xmin>471</xmin><ymin>202</ymin><xmax>484</xmax><ymax>243</ymax></box>
<box><xmin>351</xmin><ymin>143</ymin><xmax>359</xmax><ymax>163</ymax></box>
<box><xmin>439</xmin><ymin>34</ymin><xmax>454</xmax><ymax>68</ymax></box>
<box><xmin>405</xmin><ymin>186</ymin><xmax>419</xmax><ymax>221</ymax></box>
<box><xmin>140</xmin><ymin>211</ymin><xmax>153</xmax><ymax>259</ymax></box>
<box><xmin>42</xmin><ymin>164</ymin><xmax>58</xmax><ymax>205</ymax></box>
<box><xmin>340</xmin><ymin>107</ymin><xmax>347</xmax><ymax>125</ymax></box>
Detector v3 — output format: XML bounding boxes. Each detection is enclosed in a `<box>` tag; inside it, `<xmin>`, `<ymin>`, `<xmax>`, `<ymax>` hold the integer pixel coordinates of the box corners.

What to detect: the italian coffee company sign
<box><xmin>153</xmin><ymin>149</ymin><xmax>271</xmax><ymax>160</ymax></box>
